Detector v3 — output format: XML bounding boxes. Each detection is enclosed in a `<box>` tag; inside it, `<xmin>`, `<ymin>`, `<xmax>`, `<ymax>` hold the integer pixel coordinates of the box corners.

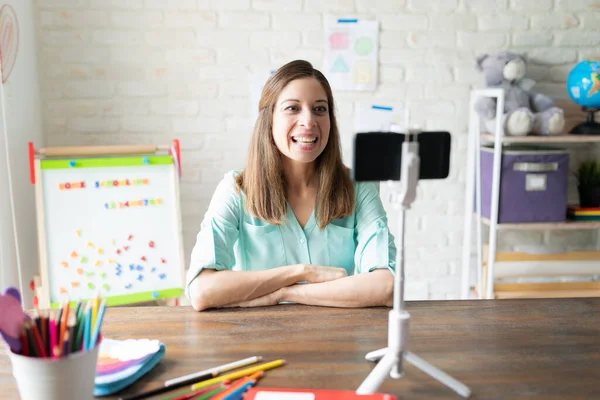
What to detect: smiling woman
<box><xmin>186</xmin><ymin>60</ymin><xmax>397</xmax><ymax>312</ymax></box>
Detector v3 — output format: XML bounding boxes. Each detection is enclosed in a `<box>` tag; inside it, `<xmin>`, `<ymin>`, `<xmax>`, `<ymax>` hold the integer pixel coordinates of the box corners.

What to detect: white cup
<box><xmin>8</xmin><ymin>345</ymin><xmax>99</xmax><ymax>400</ymax></box>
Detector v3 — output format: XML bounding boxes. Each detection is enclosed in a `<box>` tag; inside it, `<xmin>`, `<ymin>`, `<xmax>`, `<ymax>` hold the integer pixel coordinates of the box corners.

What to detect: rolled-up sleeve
<box><xmin>185</xmin><ymin>171</ymin><xmax>240</xmax><ymax>298</ymax></box>
<box><xmin>354</xmin><ymin>182</ymin><xmax>396</xmax><ymax>275</ymax></box>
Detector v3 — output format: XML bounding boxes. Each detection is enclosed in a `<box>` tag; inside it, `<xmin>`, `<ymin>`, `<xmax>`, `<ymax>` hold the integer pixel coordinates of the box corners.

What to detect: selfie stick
<box><xmin>356</xmin><ymin>127</ymin><xmax>471</xmax><ymax>398</ymax></box>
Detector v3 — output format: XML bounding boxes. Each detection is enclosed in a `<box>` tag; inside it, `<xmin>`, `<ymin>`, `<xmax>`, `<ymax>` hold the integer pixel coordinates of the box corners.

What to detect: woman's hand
<box><xmin>229</xmin><ymin>287</ymin><xmax>286</xmax><ymax>308</ymax></box>
<box><xmin>300</xmin><ymin>264</ymin><xmax>347</xmax><ymax>283</ymax></box>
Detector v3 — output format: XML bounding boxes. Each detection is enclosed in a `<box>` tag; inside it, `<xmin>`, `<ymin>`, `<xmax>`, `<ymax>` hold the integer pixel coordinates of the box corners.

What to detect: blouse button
<box><xmin>377</xmin><ymin>221</ymin><xmax>386</xmax><ymax>229</ymax></box>
<box><xmin>300</xmin><ymin>238</ymin><xmax>306</xmax><ymax>244</ymax></box>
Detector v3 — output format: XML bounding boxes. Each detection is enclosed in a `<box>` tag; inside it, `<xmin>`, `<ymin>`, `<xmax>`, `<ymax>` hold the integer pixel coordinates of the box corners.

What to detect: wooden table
<box><xmin>1</xmin><ymin>298</ymin><xmax>599</xmax><ymax>399</ymax></box>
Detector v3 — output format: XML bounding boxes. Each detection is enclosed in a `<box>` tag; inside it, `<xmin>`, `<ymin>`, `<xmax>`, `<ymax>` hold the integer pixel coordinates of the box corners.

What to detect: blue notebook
<box><xmin>94</xmin><ymin>338</ymin><xmax>165</xmax><ymax>397</ymax></box>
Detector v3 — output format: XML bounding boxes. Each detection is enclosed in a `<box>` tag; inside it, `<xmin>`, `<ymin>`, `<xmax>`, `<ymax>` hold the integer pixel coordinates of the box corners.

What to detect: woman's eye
<box><xmin>314</xmin><ymin>106</ymin><xmax>327</xmax><ymax>113</ymax></box>
<box><xmin>284</xmin><ymin>105</ymin><xmax>299</xmax><ymax>111</ymax></box>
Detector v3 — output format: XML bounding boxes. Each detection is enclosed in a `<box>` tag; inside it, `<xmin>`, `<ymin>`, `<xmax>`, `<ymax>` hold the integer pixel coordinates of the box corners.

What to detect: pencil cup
<box><xmin>8</xmin><ymin>345</ymin><xmax>99</xmax><ymax>400</ymax></box>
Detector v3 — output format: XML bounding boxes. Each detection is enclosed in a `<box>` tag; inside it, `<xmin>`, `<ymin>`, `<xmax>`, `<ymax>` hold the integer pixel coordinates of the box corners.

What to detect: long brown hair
<box><xmin>235</xmin><ymin>60</ymin><xmax>354</xmax><ymax>229</ymax></box>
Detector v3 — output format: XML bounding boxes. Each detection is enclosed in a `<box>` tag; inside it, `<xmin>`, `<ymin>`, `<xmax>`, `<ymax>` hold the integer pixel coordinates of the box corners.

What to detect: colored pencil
<box><xmin>90</xmin><ymin>298</ymin><xmax>106</xmax><ymax>349</ymax></box>
<box><xmin>165</xmin><ymin>356</ymin><xmax>263</xmax><ymax>387</ymax></box>
<box><xmin>49</xmin><ymin>319</ymin><xmax>57</xmax><ymax>359</ymax></box>
<box><xmin>196</xmin><ymin>386</ymin><xmax>228</xmax><ymax>400</ymax></box>
<box><xmin>29</xmin><ymin>320</ymin><xmax>47</xmax><ymax>358</ymax></box>
<box><xmin>74</xmin><ymin>305</ymin><xmax>86</xmax><ymax>352</ymax></box>
<box><xmin>191</xmin><ymin>360</ymin><xmax>286</xmax><ymax>391</ymax></box>
<box><xmin>165</xmin><ymin>383</ymin><xmax>228</xmax><ymax>400</ymax></box>
<box><xmin>83</xmin><ymin>303</ymin><xmax>92</xmax><ymax>351</ymax></box>
<box><xmin>119</xmin><ymin>371</ymin><xmax>218</xmax><ymax>400</ymax></box>
<box><xmin>58</xmin><ymin>299</ymin><xmax>69</xmax><ymax>352</ymax></box>
<box><xmin>91</xmin><ymin>293</ymin><xmax>100</xmax><ymax>336</ymax></box>
<box><xmin>40</xmin><ymin>310</ymin><xmax>48</xmax><ymax>357</ymax></box>
<box><xmin>62</xmin><ymin>331</ymin><xmax>70</xmax><ymax>357</ymax></box>
<box><xmin>221</xmin><ymin>381</ymin><xmax>257</xmax><ymax>400</ymax></box>
<box><xmin>19</xmin><ymin>327</ymin><xmax>28</xmax><ymax>356</ymax></box>
<box><xmin>212</xmin><ymin>371</ymin><xmax>263</xmax><ymax>400</ymax></box>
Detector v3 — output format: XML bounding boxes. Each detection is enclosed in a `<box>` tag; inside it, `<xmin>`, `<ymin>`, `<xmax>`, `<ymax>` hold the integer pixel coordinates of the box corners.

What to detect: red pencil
<box><xmin>19</xmin><ymin>327</ymin><xmax>28</xmax><ymax>356</ymax></box>
<box><xmin>29</xmin><ymin>320</ymin><xmax>47</xmax><ymax>358</ymax></box>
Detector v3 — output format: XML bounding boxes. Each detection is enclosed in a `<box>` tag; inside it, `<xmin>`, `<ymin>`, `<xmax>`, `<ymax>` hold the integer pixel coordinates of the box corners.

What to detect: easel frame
<box><xmin>28</xmin><ymin>140</ymin><xmax>184</xmax><ymax>309</ymax></box>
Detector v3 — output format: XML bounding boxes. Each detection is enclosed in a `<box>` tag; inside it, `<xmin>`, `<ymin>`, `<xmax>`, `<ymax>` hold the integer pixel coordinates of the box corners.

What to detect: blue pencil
<box><xmin>222</xmin><ymin>382</ymin><xmax>255</xmax><ymax>400</ymax></box>
<box><xmin>83</xmin><ymin>304</ymin><xmax>92</xmax><ymax>351</ymax></box>
<box><xmin>89</xmin><ymin>299</ymin><xmax>106</xmax><ymax>349</ymax></box>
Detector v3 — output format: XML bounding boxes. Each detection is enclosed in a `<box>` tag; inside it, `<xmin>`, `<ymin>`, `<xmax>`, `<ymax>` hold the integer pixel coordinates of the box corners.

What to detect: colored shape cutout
<box><xmin>137</xmin><ymin>274</ymin><xmax>143</xmax><ymax>281</ymax></box>
<box><xmin>97</xmin><ymin>248</ymin><xmax>104</xmax><ymax>255</ymax></box>
<box><xmin>158</xmin><ymin>273</ymin><xmax>166</xmax><ymax>280</ymax></box>
<box><xmin>76</xmin><ymin>229</ymin><xmax>81</xmax><ymax>237</ymax></box>
<box><xmin>71</xmin><ymin>281</ymin><xmax>80</xmax><ymax>288</ymax></box>
<box><xmin>332</xmin><ymin>56</ymin><xmax>350</xmax><ymax>73</ymax></box>
<box><xmin>136</xmin><ymin>265</ymin><xmax>144</xmax><ymax>271</ymax></box>
<box><xmin>77</xmin><ymin>268</ymin><xmax>84</xmax><ymax>275</ymax></box>
<box><xmin>70</xmin><ymin>251</ymin><xmax>78</xmax><ymax>258</ymax></box>
<box><xmin>88</xmin><ymin>282</ymin><xmax>96</xmax><ymax>289</ymax></box>
<box><xmin>60</xmin><ymin>287</ymin><xmax>68</xmax><ymax>294</ymax></box>
<box><xmin>101</xmin><ymin>272</ymin><xmax>107</xmax><ymax>279</ymax></box>
<box><xmin>103</xmin><ymin>284</ymin><xmax>110</xmax><ymax>292</ymax></box>
<box><xmin>354</xmin><ymin>36</ymin><xmax>374</xmax><ymax>56</ymax></box>
<box><xmin>151</xmin><ymin>267</ymin><xmax>156</xmax><ymax>273</ymax></box>
<box><xmin>354</xmin><ymin>60</ymin><xmax>373</xmax><ymax>84</ymax></box>
<box><xmin>125</xmin><ymin>283</ymin><xmax>132</xmax><ymax>289</ymax></box>
<box><xmin>95</xmin><ymin>260</ymin><xmax>102</xmax><ymax>267</ymax></box>
<box><xmin>152</xmin><ymin>291</ymin><xmax>159</xmax><ymax>299</ymax></box>
<box><xmin>160</xmin><ymin>258</ymin><xmax>166</xmax><ymax>264</ymax></box>
<box><xmin>329</xmin><ymin>32</ymin><xmax>350</xmax><ymax>50</ymax></box>
<box><xmin>149</xmin><ymin>241</ymin><xmax>154</xmax><ymax>248</ymax></box>
<box><xmin>87</xmin><ymin>241</ymin><xmax>94</xmax><ymax>248</ymax></box>
<box><xmin>61</xmin><ymin>261</ymin><xmax>68</xmax><ymax>268</ymax></box>
<box><xmin>141</xmin><ymin>256</ymin><xmax>146</xmax><ymax>262</ymax></box>
<box><xmin>81</xmin><ymin>256</ymin><xmax>87</xmax><ymax>263</ymax></box>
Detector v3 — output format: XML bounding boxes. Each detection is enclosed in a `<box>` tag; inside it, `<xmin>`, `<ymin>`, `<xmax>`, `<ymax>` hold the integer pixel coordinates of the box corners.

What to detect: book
<box><xmin>94</xmin><ymin>338</ymin><xmax>165</xmax><ymax>397</ymax></box>
<box><xmin>244</xmin><ymin>388</ymin><xmax>396</xmax><ymax>399</ymax></box>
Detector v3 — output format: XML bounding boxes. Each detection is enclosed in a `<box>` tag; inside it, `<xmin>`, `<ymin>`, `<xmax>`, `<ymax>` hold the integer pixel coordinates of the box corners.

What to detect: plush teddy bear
<box><xmin>474</xmin><ymin>51</ymin><xmax>565</xmax><ymax>136</ymax></box>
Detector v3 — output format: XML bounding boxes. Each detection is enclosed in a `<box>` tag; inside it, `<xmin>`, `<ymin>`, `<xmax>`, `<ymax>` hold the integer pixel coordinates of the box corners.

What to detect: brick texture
<box><xmin>36</xmin><ymin>0</ymin><xmax>599</xmax><ymax>300</ymax></box>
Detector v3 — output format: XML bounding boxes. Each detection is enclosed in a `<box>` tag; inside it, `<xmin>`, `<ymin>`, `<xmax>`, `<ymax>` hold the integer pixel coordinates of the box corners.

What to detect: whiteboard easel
<box><xmin>28</xmin><ymin>140</ymin><xmax>184</xmax><ymax>308</ymax></box>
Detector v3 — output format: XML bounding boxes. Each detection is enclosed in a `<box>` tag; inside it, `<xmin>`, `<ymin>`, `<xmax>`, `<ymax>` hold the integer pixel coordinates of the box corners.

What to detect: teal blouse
<box><xmin>185</xmin><ymin>170</ymin><xmax>396</xmax><ymax>297</ymax></box>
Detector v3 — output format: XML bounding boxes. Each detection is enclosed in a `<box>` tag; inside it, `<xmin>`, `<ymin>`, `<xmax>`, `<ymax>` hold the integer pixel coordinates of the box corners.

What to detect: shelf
<box><xmin>480</xmin><ymin>132</ymin><xmax>600</xmax><ymax>144</ymax></box>
<box><xmin>479</xmin><ymin>216</ymin><xmax>600</xmax><ymax>230</ymax></box>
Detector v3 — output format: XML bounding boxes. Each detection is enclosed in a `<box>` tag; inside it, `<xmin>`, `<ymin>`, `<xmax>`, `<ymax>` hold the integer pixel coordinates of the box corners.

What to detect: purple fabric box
<box><xmin>479</xmin><ymin>146</ymin><xmax>569</xmax><ymax>223</ymax></box>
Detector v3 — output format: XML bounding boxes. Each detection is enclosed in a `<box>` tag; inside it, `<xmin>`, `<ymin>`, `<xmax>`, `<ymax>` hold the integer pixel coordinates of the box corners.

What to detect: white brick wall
<box><xmin>35</xmin><ymin>0</ymin><xmax>600</xmax><ymax>300</ymax></box>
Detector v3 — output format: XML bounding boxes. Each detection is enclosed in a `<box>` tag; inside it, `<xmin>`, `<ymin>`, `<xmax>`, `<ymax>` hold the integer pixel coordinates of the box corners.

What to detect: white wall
<box><xmin>0</xmin><ymin>0</ymin><xmax>44</xmax><ymax>306</ymax></box>
<box><xmin>33</xmin><ymin>0</ymin><xmax>600</xmax><ymax>300</ymax></box>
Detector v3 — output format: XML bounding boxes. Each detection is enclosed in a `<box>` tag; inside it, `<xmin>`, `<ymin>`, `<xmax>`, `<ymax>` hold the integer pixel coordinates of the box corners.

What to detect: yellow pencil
<box><xmin>90</xmin><ymin>292</ymin><xmax>100</xmax><ymax>332</ymax></box>
<box><xmin>191</xmin><ymin>359</ymin><xmax>286</xmax><ymax>391</ymax></box>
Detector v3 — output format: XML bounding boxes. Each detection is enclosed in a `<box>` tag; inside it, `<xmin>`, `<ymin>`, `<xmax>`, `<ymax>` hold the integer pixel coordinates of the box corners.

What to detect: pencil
<box><xmin>62</xmin><ymin>331</ymin><xmax>70</xmax><ymax>358</ymax></box>
<box><xmin>19</xmin><ymin>326</ymin><xmax>28</xmax><ymax>356</ymax></box>
<box><xmin>40</xmin><ymin>310</ymin><xmax>48</xmax><ymax>357</ymax></box>
<box><xmin>74</xmin><ymin>304</ymin><xmax>87</xmax><ymax>352</ymax></box>
<box><xmin>166</xmin><ymin>382</ymin><xmax>228</xmax><ymax>400</ymax></box>
<box><xmin>29</xmin><ymin>319</ymin><xmax>47</xmax><ymax>358</ymax></box>
<box><xmin>67</xmin><ymin>314</ymin><xmax>76</xmax><ymax>354</ymax></box>
<box><xmin>24</xmin><ymin>321</ymin><xmax>38</xmax><ymax>357</ymax></box>
<box><xmin>165</xmin><ymin>356</ymin><xmax>263</xmax><ymax>387</ymax></box>
<box><xmin>212</xmin><ymin>371</ymin><xmax>263</xmax><ymax>400</ymax></box>
<box><xmin>118</xmin><ymin>371</ymin><xmax>218</xmax><ymax>400</ymax></box>
<box><xmin>91</xmin><ymin>293</ymin><xmax>100</xmax><ymax>336</ymax></box>
<box><xmin>58</xmin><ymin>299</ymin><xmax>70</xmax><ymax>351</ymax></box>
<box><xmin>89</xmin><ymin>298</ymin><xmax>106</xmax><ymax>349</ymax></box>
<box><xmin>49</xmin><ymin>319</ymin><xmax>57</xmax><ymax>359</ymax></box>
<box><xmin>83</xmin><ymin>303</ymin><xmax>92</xmax><ymax>351</ymax></box>
<box><xmin>196</xmin><ymin>386</ymin><xmax>228</xmax><ymax>400</ymax></box>
<box><xmin>191</xmin><ymin>359</ymin><xmax>286</xmax><ymax>391</ymax></box>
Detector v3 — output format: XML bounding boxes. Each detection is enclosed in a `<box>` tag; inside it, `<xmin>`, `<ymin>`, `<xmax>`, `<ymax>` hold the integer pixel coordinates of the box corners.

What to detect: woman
<box><xmin>187</xmin><ymin>60</ymin><xmax>396</xmax><ymax>311</ymax></box>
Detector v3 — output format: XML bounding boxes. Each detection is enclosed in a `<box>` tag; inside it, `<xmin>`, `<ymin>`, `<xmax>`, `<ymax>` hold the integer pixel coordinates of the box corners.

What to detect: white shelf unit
<box><xmin>461</xmin><ymin>89</ymin><xmax>600</xmax><ymax>300</ymax></box>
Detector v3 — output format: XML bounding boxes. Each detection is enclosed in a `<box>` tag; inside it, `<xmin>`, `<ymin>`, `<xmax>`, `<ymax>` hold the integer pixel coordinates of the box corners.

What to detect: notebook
<box><xmin>244</xmin><ymin>388</ymin><xmax>397</xmax><ymax>399</ymax></box>
<box><xmin>94</xmin><ymin>338</ymin><xmax>165</xmax><ymax>397</ymax></box>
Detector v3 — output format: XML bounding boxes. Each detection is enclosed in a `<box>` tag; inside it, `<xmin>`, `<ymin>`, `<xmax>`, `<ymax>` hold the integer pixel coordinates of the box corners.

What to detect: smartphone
<box><xmin>351</xmin><ymin>131</ymin><xmax>451</xmax><ymax>182</ymax></box>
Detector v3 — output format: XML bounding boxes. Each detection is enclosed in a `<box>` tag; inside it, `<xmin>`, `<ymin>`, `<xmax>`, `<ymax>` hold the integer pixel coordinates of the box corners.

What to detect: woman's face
<box><xmin>271</xmin><ymin>77</ymin><xmax>330</xmax><ymax>165</ymax></box>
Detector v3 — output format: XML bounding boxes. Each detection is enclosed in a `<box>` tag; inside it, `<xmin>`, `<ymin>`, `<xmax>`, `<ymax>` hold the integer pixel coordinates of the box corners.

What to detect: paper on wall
<box><xmin>323</xmin><ymin>18</ymin><xmax>379</xmax><ymax>91</ymax></box>
<box><xmin>355</xmin><ymin>103</ymin><xmax>409</xmax><ymax>133</ymax></box>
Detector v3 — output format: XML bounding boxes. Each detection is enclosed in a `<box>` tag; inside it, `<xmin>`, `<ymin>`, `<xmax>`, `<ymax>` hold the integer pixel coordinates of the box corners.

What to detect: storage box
<box><xmin>480</xmin><ymin>145</ymin><xmax>569</xmax><ymax>223</ymax></box>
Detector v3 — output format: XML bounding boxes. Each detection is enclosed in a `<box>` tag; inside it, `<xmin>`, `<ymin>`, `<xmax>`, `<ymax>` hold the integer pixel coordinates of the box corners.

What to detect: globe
<box><xmin>566</xmin><ymin>58</ymin><xmax>600</xmax><ymax>109</ymax></box>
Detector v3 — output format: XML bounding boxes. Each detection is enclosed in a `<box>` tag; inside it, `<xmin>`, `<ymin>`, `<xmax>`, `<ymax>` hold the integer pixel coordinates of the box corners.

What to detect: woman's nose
<box><xmin>299</xmin><ymin>109</ymin><xmax>316</xmax><ymax>128</ymax></box>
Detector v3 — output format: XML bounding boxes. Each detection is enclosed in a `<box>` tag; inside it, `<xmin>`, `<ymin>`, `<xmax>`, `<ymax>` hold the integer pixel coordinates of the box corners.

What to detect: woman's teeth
<box><xmin>292</xmin><ymin>137</ymin><xmax>317</xmax><ymax>143</ymax></box>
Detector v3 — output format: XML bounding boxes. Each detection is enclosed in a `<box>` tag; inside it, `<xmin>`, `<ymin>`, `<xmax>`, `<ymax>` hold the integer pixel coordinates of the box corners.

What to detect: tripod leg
<box><xmin>404</xmin><ymin>352</ymin><xmax>472</xmax><ymax>398</ymax></box>
<box><xmin>356</xmin><ymin>352</ymin><xmax>398</xmax><ymax>394</ymax></box>
<box><xmin>365</xmin><ymin>347</ymin><xmax>388</xmax><ymax>362</ymax></box>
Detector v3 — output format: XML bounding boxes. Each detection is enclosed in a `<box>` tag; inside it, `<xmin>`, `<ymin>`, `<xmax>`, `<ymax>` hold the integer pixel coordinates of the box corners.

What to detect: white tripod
<box><xmin>356</xmin><ymin>131</ymin><xmax>472</xmax><ymax>398</ymax></box>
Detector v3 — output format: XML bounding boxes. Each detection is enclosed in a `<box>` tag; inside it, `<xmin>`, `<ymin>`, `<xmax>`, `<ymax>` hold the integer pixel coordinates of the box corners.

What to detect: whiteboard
<box><xmin>35</xmin><ymin>155</ymin><xmax>184</xmax><ymax>307</ymax></box>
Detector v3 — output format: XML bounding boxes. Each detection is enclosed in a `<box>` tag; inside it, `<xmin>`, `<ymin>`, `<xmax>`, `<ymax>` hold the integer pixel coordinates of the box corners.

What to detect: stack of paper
<box><xmin>94</xmin><ymin>338</ymin><xmax>165</xmax><ymax>397</ymax></box>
